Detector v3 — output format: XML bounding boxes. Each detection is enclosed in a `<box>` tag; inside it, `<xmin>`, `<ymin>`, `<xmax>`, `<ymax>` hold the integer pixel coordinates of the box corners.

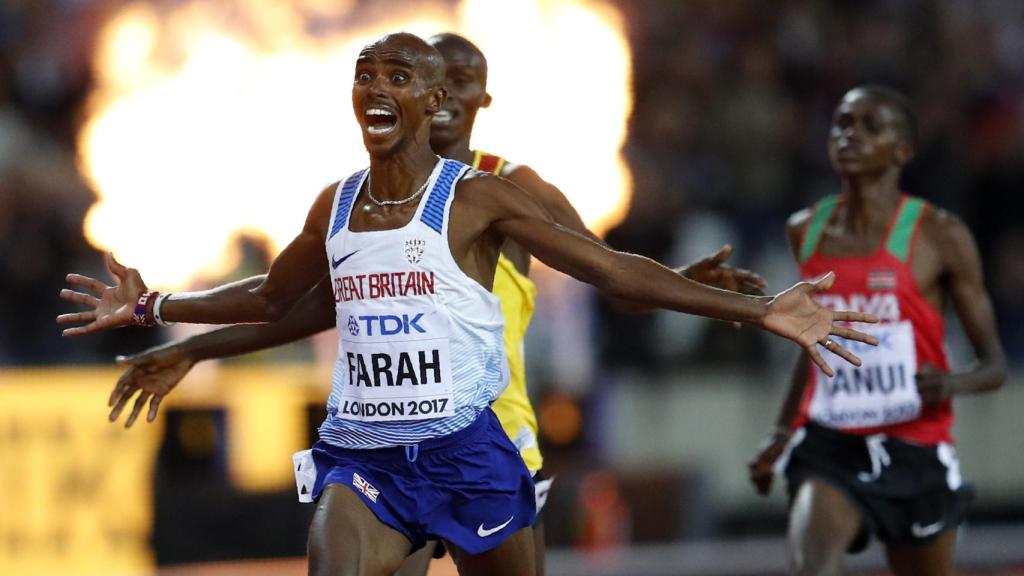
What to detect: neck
<box><xmin>838</xmin><ymin>168</ymin><xmax>903</xmax><ymax>233</ymax></box>
<box><xmin>431</xmin><ymin>132</ymin><xmax>474</xmax><ymax>164</ymax></box>
<box><xmin>368</xmin><ymin>137</ymin><xmax>439</xmax><ymax>202</ymax></box>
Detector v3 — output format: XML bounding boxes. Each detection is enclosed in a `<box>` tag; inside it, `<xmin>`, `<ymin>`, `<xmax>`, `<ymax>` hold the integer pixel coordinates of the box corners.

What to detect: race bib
<box><xmin>809</xmin><ymin>321</ymin><xmax>921</xmax><ymax>428</ymax></box>
<box><xmin>337</xmin><ymin>307</ymin><xmax>455</xmax><ymax>422</ymax></box>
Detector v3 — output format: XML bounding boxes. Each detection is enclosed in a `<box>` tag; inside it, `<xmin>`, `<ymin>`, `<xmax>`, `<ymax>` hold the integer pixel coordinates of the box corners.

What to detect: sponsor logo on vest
<box><xmin>350</xmin><ymin>313</ymin><xmax>426</xmax><ymax>336</ymax></box>
<box><xmin>334</xmin><ymin>271</ymin><xmax>436</xmax><ymax>303</ymax></box>
<box><xmin>331</xmin><ymin>250</ymin><xmax>360</xmax><ymax>270</ymax></box>
<box><xmin>817</xmin><ymin>292</ymin><xmax>901</xmax><ymax>322</ymax></box>
<box><xmin>404</xmin><ymin>238</ymin><xmax>426</xmax><ymax>265</ymax></box>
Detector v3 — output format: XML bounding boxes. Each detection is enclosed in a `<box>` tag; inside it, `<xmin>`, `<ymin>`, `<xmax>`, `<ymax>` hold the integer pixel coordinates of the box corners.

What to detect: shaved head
<box><xmin>360</xmin><ymin>32</ymin><xmax>446</xmax><ymax>89</ymax></box>
<box><xmin>428</xmin><ymin>33</ymin><xmax>488</xmax><ymax>87</ymax></box>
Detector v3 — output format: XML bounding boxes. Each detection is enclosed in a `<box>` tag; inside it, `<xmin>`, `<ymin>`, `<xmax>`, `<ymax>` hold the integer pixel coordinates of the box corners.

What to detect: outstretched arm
<box><xmin>916</xmin><ymin>212</ymin><xmax>1006</xmax><ymax>402</ymax></box>
<box><xmin>509</xmin><ymin>166</ymin><xmax>765</xmax><ymax>294</ymax></box>
<box><xmin>108</xmin><ymin>275</ymin><xmax>336</xmax><ymax>427</ymax></box>
<box><xmin>465</xmin><ymin>175</ymin><xmax>877</xmax><ymax>375</ymax></box>
<box><xmin>58</xmin><ymin>183</ymin><xmax>338</xmax><ymax>334</ymax></box>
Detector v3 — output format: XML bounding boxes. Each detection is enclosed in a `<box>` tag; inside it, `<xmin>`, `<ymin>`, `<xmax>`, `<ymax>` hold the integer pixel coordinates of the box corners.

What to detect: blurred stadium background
<box><xmin>2</xmin><ymin>0</ymin><xmax>1023</xmax><ymax>575</ymax></box>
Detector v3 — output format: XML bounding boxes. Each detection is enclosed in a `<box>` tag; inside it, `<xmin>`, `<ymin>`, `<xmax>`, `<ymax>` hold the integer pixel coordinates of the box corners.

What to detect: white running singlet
<box><xmin>318</xmin><ymin>158</ymin><xmax>509</xmax><ymax>449</ymax></box>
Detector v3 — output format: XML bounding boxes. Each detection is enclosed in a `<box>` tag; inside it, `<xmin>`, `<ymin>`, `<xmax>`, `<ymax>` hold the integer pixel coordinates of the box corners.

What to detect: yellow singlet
<box><xmin>473</xmin><ymin>150</ymin><xmax>543</xmax><ymax>472</ymax></box>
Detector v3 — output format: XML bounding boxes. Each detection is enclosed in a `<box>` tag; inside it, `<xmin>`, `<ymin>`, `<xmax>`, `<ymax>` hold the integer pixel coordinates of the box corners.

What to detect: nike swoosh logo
<box><xmin>477</xmin><ymin>515</ymin><xmax>515</xmax><ymax>537</ymax></box>
<box><xmin>910</xmin><ymin>520</ymin><xmax>945</xmax><ymax>538</ymax></box>
<box><xmin>331</xmin><ymin>250</ymin><xmax>359</xmax><ymax>269</ymax></box>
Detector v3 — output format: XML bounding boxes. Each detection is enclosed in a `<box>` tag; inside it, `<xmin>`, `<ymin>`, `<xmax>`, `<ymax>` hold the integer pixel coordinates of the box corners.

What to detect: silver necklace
<box><xmin>366</xmin><ymin>171</ymin><xmax>430</xmax><ymax>207</ymax></box>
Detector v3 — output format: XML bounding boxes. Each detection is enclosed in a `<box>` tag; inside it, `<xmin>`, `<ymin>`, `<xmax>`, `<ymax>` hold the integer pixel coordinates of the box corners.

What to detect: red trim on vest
<box><xmin>477</xmin><ymin>153</ymin><xmax>502</xmax><ymax>175</ymax></box>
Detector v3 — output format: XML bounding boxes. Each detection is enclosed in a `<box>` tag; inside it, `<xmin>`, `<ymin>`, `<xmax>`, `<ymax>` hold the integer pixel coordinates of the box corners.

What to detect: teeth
<box><xmin>433</xmin><ymin>111</ymin><xmax>452</xmax><ymax>123</ymax></box>
<box><xmin>367</xmin><ymin>124</ymin><xmax>395</xmax><ymax>135</ymax></box>
<box><xmin>367</xmin><ymin>108</ymin><xmax>393</xmax><ymax>116</ymax></box>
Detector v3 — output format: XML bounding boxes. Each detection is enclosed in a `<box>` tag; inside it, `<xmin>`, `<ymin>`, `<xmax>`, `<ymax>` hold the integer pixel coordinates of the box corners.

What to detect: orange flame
<box><xmin>79</xmin><ymin>0</ymin><xmax>632</xmax><ymax>288</ymax></box>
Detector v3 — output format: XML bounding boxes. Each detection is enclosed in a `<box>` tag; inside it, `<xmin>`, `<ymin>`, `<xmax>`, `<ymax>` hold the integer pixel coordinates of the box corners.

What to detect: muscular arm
<box><xmin>506</xmin><ymin>166</ymin><xmax>598</xmax><ymax>242</ymax></box>
<box><xmin>463</xmin><ymin>175</ymin><xmax>842</xmax><ymax>337</ymax></box>
<box><xmin>161</xmin><ymin>184</ymin><xmax>337</xmax><ymax>325</ymax></box>
<box><xmin>486</xmin><ymin>178</ymin><xmax>770</xmax><ymax>324</ymax></box>
<box><xmin>930</xmin><ymin>212</ymin><xmax>1007</xmax><ymax>397</ymax></box>
<box><xmin>176</xmin><ymin>274</ymin><xmax>335</xmax><ymax>362</ymax></box>
<box><xmin>508</xmin><ymin>166</ymin><xmax>751</xmax><ymax>288</ymax></box>
<box><xmin>105</xmin><ymin>275</ymin><xmax>335</xmax><ymax>428</ymax></box>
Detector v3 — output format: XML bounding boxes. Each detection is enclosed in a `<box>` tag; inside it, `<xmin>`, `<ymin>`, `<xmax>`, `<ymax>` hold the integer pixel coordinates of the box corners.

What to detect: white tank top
<box><xmin>318</xmin><ymin>158</ymin><xmax>509</xmax><ymax>449</ymax></box>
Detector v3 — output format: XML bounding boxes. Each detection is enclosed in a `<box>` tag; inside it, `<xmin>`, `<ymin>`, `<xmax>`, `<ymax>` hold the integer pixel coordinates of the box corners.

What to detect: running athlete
<box><xmin>100</xmin><ymin>32</ymin><xmax>765</xmax><ymax>576</ymax></box>
<box><xmin>748</xmin><ymin>86</ymin><xmax>1006</xmax><ymax>576</ymax></box>
<box><xmin>59</xmin><ymin>33</ymin><xmax>878</xmax><ymax>576</ymax></box>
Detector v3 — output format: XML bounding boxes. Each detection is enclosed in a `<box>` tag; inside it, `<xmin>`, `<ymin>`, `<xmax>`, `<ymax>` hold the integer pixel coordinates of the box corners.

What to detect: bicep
<box><xmin>486</xmin><ymin>179</ymin><xmax>616</xmax><ymax>283</ymax></box>
<box><xmin>510</xmin><ymin>168</ymin><xmax>598</xmax><ymax>242</ymax></box>
<box><xmin>253</xmin><ymin>184</ymin><xmax>336</xmax><ymax>309</ymax></box>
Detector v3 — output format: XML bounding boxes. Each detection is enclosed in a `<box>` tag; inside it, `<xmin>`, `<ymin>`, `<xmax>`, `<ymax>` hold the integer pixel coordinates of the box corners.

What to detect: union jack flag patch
<box><xmin>352</xmin><ymin>472</ymin><xmax>380</xmax><ymax>503</ymax></box>
<box><xmin>867</xmin><ymin>269</ymin><xmax>897</xmax><ymax>290</ymax></box>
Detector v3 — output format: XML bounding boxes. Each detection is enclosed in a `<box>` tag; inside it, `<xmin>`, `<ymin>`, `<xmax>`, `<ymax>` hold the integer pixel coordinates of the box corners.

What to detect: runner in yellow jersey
<box><xmin>104</xmin><ymin>33</ymin><xmax>766</xmax><ymax>575</ymax></box>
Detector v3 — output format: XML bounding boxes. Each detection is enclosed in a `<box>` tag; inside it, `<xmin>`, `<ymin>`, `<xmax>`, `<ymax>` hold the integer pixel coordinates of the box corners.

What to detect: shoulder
<box><xmin>305</xmin><ymin>180</ymin><xmax>343</xmax><ymax>231</ymax></box>
<box><xmin>785</xmin><ymin>206</ymin><xmax>814</xmax><ymax>253</ymax></box>
<box><xmin>917</xmin><ymin>203</ymin><xmax>977</xmax><ymax>261</ymax></box>
<box><xmin>311</xmin><ymin>180</ymin><xmax>343</xmax><ymax>214</ymax></box>
<box><xmin>455</xmin><ymin>169</ymin><xmax>520</xmax><ymax>206</ymax></box>
<box><xmin>502</xmin><ymin>163</ymin><xmax>554</xmax><ymax>194</ymax></box>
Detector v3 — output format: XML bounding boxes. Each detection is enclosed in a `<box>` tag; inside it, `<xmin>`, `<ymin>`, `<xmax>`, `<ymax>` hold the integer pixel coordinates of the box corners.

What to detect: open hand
<box><xmin>57</xmin><ymin>253</ymin><xmax>148</xmax><ymax>336</ymax></box>
<box><xmin>109</xmin><ymin>345</ymin><xmax>196</xmax><ymax>427</ymax></box>
<box><xmin>684</xmin><ymin>245</ymin><xmax>767</xmax><ymax>296</ymax></box>
<box><xmin>763</xmin><ymin>272</ymin><xmax>879</xmax><ymax>376</ymax></box>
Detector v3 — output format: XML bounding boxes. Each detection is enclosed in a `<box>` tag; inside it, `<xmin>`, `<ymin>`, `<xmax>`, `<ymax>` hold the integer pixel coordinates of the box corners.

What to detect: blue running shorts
<box><xmin>309</xmin><ymin>408</ymin><xmax>537</xmax><ymax>555</ymax></box>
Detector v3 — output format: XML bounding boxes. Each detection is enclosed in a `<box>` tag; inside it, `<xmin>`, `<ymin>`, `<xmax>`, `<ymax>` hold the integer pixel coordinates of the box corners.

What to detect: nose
<box><xmin>368</xmin><ymin>74</ymin><xmax>389</xmax><ymax>96</ymax></box>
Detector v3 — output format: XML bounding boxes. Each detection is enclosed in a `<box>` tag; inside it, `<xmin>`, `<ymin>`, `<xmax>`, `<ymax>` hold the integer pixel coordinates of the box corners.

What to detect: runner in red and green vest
<box><xmin>749</xmin><ymin>86</ymin><xmax>1006</xmax><ymax>575</ymax></box>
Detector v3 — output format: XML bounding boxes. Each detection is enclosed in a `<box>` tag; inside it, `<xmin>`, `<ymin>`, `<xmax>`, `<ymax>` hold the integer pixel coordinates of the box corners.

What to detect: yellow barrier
<box><xmin>0</xmin><ymin>365</ymin><xmax>331</xmax><ymax>576</ymax></box>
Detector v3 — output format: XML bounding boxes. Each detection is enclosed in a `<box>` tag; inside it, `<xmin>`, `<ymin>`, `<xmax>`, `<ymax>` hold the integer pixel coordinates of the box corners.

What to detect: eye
<box><xmin>356</xmin><ymin>72</ymin><xmax>371</xmax><ymax>84</ymax></box>
<box><xmin>391</xmin><ymin>72</ymin><xmax>408</xmax><ymax>84</ymax></box>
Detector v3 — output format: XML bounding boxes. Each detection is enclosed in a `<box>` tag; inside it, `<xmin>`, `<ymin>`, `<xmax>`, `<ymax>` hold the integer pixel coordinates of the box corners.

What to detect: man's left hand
<box><xmin>683</xmin><ymin>245</ymin><xmax>767</xmax><ymax>296</ymax></box>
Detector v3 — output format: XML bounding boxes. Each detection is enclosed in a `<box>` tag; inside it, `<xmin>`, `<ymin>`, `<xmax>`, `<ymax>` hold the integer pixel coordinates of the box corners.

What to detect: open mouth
<box><xmin>432</xmin><ymin>110</ymin><xmax>454</xmax><ymax>126</ymax></box>
<box><xmin>365</xmin><ymin>107</ymin><xmax>397</xmax><ymax>135</ymax></box>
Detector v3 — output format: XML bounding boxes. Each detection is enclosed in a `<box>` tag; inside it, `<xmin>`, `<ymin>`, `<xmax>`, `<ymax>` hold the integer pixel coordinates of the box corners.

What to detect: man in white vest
<box><xmin>58</xmin><ymin>32</ymin><xmax>878</xmax><ymax>576</ymax></box>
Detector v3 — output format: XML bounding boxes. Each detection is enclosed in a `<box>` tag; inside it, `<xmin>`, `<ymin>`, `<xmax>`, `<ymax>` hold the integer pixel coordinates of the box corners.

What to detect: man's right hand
<box><xmin>748</xmin><ymin>430</ymin><xmax>791</xmax><ymax>496</ymax></box>
<box><xmin>109</xmin><ymin>345</ymin><xmax>196</xmax><ymax>428</ymax></box>
<box><xmin>58</xmin><ymin>253</ymin><xmax>148</xmax><ymax>336</ymax></box>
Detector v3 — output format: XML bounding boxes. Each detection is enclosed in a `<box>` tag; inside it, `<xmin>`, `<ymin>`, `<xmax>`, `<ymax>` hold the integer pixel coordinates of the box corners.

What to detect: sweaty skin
<box><xmin>59</xmin><ymin>33</ymin><xmax>879</xmax><ymax>576</ymax></box>
<box><xmin>748</xmin><ymin>87</ymin><xmax>1006</xmax><ymax>576</ymax></box>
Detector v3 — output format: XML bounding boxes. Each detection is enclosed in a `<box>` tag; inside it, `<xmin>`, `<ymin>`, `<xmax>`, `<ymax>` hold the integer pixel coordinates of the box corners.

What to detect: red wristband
<box><xmin>132</xmin><ymin>291</ymin><xmax>159</xmax><ymax>327</ymax></box>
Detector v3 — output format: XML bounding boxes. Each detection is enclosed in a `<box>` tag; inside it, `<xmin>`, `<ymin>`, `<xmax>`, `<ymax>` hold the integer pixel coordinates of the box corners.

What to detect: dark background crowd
<box><xmin>2</xmin><ymin>0</ymin><xmax>1022</xmax><ymax>368</ymax></box>
<box><xmin>1</xmin><ymin>0</ymin><xmax>1023</xmax><ymax>568</ymax></box>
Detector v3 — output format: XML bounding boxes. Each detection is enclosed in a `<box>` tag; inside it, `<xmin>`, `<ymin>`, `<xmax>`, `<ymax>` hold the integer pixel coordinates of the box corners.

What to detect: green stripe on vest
<box><xmin>799</xmin><ymin>195</ymin><xmax>840</xmax><ymax>263</ymax></box>
<box><xmin>886</xmin><ymin>197</ymin><xmax>926</xmax><ymax>262</ymax></box>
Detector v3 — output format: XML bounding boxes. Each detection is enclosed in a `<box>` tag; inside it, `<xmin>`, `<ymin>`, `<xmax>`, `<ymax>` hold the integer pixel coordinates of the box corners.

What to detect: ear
<box><xmin>894</xmin><ymin>140</ymin><xmax>915</xmax><ymax>166</ymax></box>
<box><xmin>428</xmin><ymin>86</ymin><xmax>447</xmax><ymax>114</ymax></box>
<box><xmin>481</xmin><ymin>91</ymin><xmax>492</xmax><ymax>109</ymax></box>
